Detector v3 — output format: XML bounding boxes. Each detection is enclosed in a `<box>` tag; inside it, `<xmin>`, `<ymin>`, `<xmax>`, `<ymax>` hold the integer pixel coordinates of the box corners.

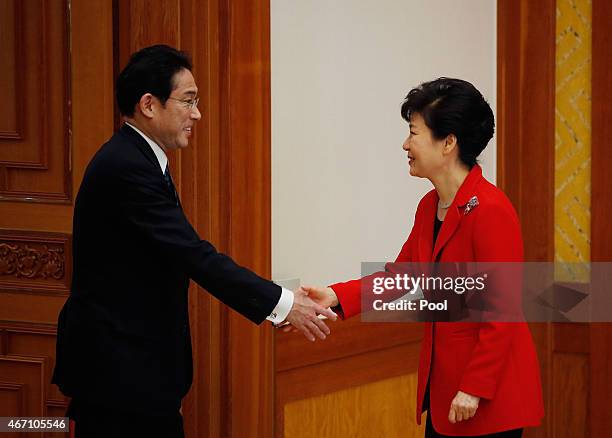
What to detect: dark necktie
<box><xmin>163</xmin><ymin>164</ymin><xmax>179</xmax><ymax>205</ymax></box>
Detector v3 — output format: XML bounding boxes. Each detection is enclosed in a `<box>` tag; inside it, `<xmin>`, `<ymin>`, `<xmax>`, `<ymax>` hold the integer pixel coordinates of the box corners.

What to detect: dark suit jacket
<box><xmin>52</xmin><ymin>124</ymin><xmax>281</xmax><ymax>414</ymax></box>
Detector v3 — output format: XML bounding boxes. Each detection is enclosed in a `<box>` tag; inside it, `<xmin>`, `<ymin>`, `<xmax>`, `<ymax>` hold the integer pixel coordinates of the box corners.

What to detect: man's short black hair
<box><xmin>116</xmin><ymin>44</ymin><xmax>192</xmax><ymax>117</ymax></box>
<box><xmin>400</xmin><ymin>78</ymin><xmax>494</xmax><ymax>168</ymax></box>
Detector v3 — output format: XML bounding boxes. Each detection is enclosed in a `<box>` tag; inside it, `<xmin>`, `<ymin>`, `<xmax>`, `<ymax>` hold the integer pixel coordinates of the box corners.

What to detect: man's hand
<box><xmin>448</xmin><ymin>391</ymin><xmax>480</xmax><ymax>423</ymax></box>
<box><xmin>285</xmin><ymin>288</ymin><xmax>337</xmax><ymax>341</ymax></box>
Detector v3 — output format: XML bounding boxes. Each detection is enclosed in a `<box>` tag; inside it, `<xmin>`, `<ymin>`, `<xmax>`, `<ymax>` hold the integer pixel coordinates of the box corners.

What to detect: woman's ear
<box><xmin>443</xmin><ymin>133</ymin><xmax>458</xmax><ymax>155</ymax></box>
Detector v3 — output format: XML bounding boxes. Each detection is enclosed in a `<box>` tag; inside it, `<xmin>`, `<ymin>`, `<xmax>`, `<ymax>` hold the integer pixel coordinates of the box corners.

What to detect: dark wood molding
<box><xmin>497</xmin><ymin>0</ymin><xmax>555</xmax><ymax>263</ymax></box>
<box><xmin>222</xmin><ymin>0</ymin><xmax>274</xmax><ymax>436</ymax></box>
<box><xmin>590</xmin><ymin>0</ymin><xmax>612</xmax><ymax>435</ymax></box>
<box><xmin>276</xmin><ymin>318</ymin><xmax>422</xmax><ymax>372</ymax></box>
<box><xmin>0</xmin><ymin>320</ymin><xmax>58</xmax><ymax>336</ymax></box>
<box><xmin>497</xmin><ymin>2</ymin><xmax>556</xmax><ymax>437</ymax></box>
<box><xmin>590</xmin><ymin>3</ymin><xmax>612</xmax><ymax>263</ymax></box>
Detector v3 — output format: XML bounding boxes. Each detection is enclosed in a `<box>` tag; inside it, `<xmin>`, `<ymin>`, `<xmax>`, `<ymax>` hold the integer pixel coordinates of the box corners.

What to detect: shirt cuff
<box><xmin>266</xmin><ymin>287</ymin><xmax>294</xmax><ymax>324</ymax></box>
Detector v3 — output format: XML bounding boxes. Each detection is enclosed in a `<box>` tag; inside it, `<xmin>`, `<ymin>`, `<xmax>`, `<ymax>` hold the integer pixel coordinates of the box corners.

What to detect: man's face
<box><xmin>152</xmin><ymin>68</ymin><xmax>201</xmax><ymax>151</ymax></box>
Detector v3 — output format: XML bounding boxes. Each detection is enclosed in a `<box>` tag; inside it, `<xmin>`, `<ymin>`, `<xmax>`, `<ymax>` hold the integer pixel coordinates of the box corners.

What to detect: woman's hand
<box><xmin>300</xmin><ymin>285</ymin><xmax>339</xmax><ymax>308</ymax></box>
<box><xmin>448</xmin><ymin>391</ymin><xmax>480</xmax><ymax>423</ymax></box>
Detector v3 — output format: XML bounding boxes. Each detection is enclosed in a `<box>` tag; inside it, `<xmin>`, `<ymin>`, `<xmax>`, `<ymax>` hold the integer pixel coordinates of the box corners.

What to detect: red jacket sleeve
<box><xmin>329</xmin><ymin>217</ymin><xmax>419</xmax><ymax>320</ymax></box>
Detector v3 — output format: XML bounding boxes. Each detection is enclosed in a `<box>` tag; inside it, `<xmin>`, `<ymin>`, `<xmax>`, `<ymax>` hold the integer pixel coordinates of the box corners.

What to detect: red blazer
<box><xmin>331</xmin><ymin>165</ymin><xmax>544</xmax><ymax>435</ymax></box>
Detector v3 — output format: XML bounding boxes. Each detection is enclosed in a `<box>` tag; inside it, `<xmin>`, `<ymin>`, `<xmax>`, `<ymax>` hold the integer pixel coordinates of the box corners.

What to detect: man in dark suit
<box><xmin>52</xmin><ymin>45</ymin><xmax>335</xmax><ymax>438</ymax></box>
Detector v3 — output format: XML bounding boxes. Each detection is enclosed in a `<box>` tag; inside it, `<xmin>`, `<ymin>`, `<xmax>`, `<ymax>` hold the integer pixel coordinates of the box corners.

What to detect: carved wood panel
<box><xmin>0</xmin><ymin>231</ymin><xmax>70</xmax><ymax>295</ymax></box>
<box><xmin>0</xmin><ymin>0</ymin><xmax>71</xmax><ymax>203</ymax></box>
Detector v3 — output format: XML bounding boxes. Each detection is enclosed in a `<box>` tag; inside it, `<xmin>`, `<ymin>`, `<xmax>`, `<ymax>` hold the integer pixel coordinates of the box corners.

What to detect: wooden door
<box><xmin>0</xmin><ymin>0</ymin><xmax>275</xmax><ymax>437</ymax></box>
<box><xmin>0</xmin><ymin>1</ymin><xmax>114</xmax><ymax>435</ymax></box>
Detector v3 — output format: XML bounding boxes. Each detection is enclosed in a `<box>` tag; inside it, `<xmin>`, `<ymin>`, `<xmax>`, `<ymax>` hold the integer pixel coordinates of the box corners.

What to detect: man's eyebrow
<box><xmin>181</xmin><ymin>90</ymin><xmax>198</xmax><ymax>97</ymax></box>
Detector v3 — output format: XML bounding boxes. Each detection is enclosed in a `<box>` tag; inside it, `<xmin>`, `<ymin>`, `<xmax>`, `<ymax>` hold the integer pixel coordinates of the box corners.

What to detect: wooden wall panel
<box><xmin>0</xmin><ymin>0</ymin><xmax>71</xmax><ymax>202</ymax></box>
<box><xmin>284</xmin><ymin>374</ymin><xmax>425</xmax><ymax>438</ymax></box>
<box><xmin>4</xmin><ymin>323</ymin><xmax>63</xmax><ymax>403</ymax></box>
<box><xmin>0</xmin><ymin>293</ymin><xmax>68</xmax><ymax>325</ymax></box>
<box><xmin>276</xmin><ymin>322</ymin><xmax>423</xmax><ymax>437</ymax></box>
<box><xmin>0</xmin><ymin>356</ymin><xmax>46</xmax><ymax>416</ymax></box>
<box><xmin>0</xmin><ymin>320</ymin><xmax>68</xmax><ymax>427</ymax></box>
<box><xmin>0</xmin><ymin>382</ymin><xmax>26</xmax><ymax>417</ymax></box>
<box><xmin>551</xmin><ymin>354</ymin><xmax>589</xmax><ymax>438</ymax></box>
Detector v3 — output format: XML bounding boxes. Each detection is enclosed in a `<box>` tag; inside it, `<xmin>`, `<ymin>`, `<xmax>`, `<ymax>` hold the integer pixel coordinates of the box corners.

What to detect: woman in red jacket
<box><xmin>301</xmin><ymin>78</ymin><xmax>544</xmax><ymax>437</ymax></box>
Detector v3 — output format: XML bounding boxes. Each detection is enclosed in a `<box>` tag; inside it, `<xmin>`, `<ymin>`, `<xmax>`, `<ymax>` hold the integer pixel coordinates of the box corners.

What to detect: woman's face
<box><xmin>402</xmin><ymin>112</ymin><xmax>446</xmax><ymax>179</ymax></box>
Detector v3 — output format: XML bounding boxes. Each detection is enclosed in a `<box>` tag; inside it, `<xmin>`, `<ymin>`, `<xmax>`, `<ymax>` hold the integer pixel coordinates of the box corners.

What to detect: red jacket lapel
<box><xmin>431</xmin><ymin>165</ymin><xmax>483</xmax><ymax>261</ymax></box>
<box><xmin>417</xmin><ymin>193</ymin><xmax>436</xmax><ymax>261</ymax></box>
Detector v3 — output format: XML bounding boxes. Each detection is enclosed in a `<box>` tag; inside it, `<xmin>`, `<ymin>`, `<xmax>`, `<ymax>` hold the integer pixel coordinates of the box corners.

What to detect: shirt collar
<box><xmin>124</xmin><ymin>122</ymin><xmax>168</xmax><ymax>173</ymax></box>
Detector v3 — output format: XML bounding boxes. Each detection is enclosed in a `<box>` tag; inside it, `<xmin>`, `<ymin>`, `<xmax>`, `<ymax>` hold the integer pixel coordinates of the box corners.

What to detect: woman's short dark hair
<box><xmin>116</xmin><ymin>44</ymin><xmax>192</xmax><ymax>117</ymax></box>
<box><xmin>400</xmin><ymin>78</ymin><xmax>494</xmax><ymax>168</ymax></box>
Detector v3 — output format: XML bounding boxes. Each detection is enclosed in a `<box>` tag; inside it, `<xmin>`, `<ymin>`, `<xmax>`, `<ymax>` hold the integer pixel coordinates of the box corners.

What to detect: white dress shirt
<box><xmin>125</xmin><ymin>122</ymin><xmax>294</xmax><ymax>323</ymax></box>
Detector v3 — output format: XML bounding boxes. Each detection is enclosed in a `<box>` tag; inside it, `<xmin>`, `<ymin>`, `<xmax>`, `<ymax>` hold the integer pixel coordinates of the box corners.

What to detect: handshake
<box><xmin>279</xmin><ymin>285</ymin><xmax>341</xmax><ymax>342</ymax></box>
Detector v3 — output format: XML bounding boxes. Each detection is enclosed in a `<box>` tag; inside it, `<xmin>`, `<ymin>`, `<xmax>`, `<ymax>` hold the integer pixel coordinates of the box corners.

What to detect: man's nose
<box><xmin>191</xmin><ymin>106</ymin><xmax>202</xmax><ymax>120</ymax></box>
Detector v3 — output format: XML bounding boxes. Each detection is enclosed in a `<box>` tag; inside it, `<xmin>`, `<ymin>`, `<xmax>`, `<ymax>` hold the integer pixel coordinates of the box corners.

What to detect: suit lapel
<box><xmin>119</xmin><ymin>123</ymin><xmax>161</xmax><ymax>171</ymax></box>
<box><xmin>119</xmin><ymin>124</ymin><xmax>180</xmax><ymax>204</ymax></box>
<box><xmin>430</xmin><ymin>165</ymin><xmax>484</xmax><ymax>262</ymax></box>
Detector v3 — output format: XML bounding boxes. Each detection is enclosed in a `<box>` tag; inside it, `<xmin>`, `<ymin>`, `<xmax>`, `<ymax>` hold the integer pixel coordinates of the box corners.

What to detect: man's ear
<box><xmin>137</xmin><ymin>93</ymin><xmax>155</xmax><ymax>119</ymax></box>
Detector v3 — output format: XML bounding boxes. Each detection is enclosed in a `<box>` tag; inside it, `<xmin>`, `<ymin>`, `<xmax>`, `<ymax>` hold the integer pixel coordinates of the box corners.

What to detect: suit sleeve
<box><xmin>116</xmin><ymin>162</ymin><xmax>281</xmax><ymax>324</ymax></box>
<box><xmin>459</xmin><ymin>202</ymin><xmax>523</xmax><ymax>399</ymax></box>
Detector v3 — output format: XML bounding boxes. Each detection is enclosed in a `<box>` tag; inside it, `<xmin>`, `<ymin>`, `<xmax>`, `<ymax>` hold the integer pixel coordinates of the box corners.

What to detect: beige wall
<box><xmin>271</xmin><ymin>0</ymin><xmax>497</xmax><ymax>286</ymax></box>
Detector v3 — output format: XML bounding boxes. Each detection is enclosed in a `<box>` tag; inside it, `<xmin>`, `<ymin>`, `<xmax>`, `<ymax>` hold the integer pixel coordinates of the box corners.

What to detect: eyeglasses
<box><xmin>167</xmin><ymin>97</ymin><xmax>200</xmax><ymax>110</ymax></box>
